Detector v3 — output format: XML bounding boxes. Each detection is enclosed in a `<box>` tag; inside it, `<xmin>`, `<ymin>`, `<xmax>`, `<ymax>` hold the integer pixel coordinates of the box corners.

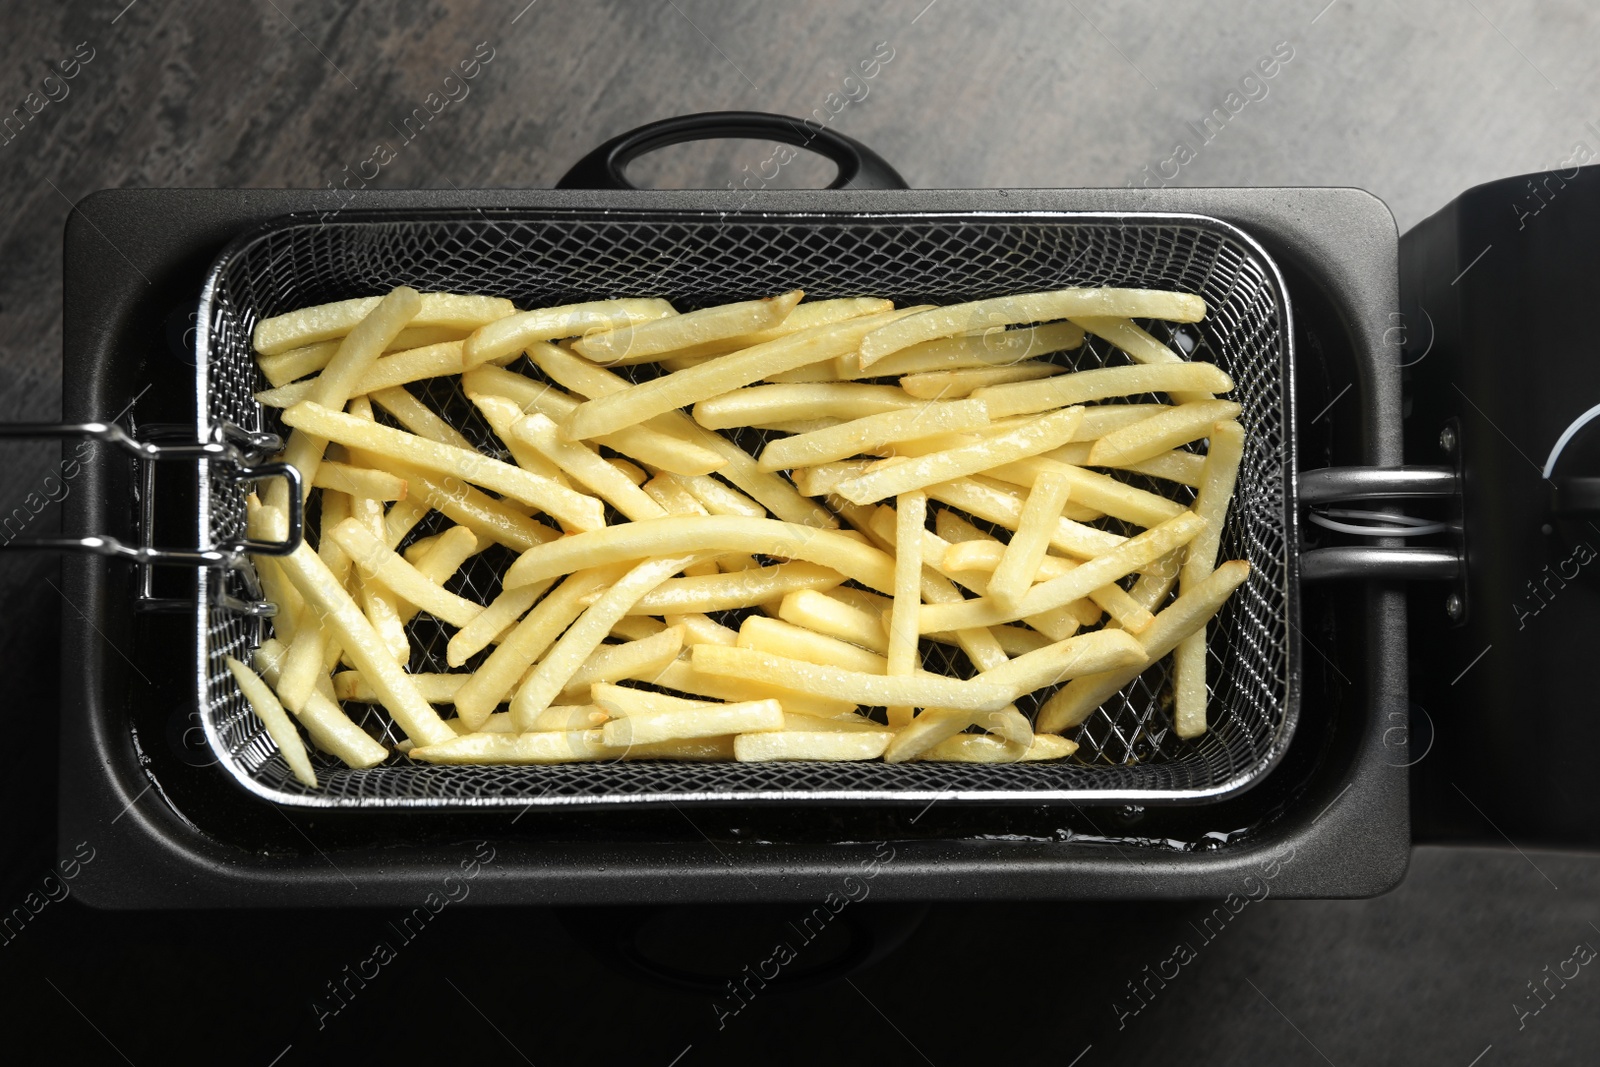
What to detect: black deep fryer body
<box><xmin>59</xmin><ymin>186</ymin><xmax>1406</xmax><ymax>907</ymax></box>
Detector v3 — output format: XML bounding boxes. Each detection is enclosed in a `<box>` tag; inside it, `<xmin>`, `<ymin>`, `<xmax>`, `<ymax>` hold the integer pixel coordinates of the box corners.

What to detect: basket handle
<box><xmin>556</xmin><ymin>110</ymin><xmax>908</xmax><ymax>191</ymax></box>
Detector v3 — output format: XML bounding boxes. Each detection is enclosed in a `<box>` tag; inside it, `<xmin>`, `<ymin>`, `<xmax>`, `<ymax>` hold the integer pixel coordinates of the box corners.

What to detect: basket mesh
<box><xmin>196</xmin><ymin>210</ymin><xmax>1296</xmax><ymax>808</ymax></box>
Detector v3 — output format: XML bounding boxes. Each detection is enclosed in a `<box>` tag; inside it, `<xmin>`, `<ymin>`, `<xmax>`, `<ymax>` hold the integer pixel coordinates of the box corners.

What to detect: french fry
<box><xmin>611</xmin><ymin>615</ymin><xmax>667</xmax><ymax>642</ymax></box>
<box><xmin>445</xmin><ymin>578</ymin><xmax>553</xmax><ymax>667</ymax></box>
<box><xmin>255</xmin><ymin>340</ymin><xmax>466</xmax><ymax>408</ymax></box>
<box><xmin>573</xmin><ymin>290</ymin><xmax>802</xmax><ymax>364</ymax></box>
<box><xmin>614</xmin><ymin>297</ymin><xmax>892</xmax><ymax>363</ymax></box>
<box><xmin>693</xmin><ymin>383</ymin><xmax>918</xmax><ymax>430</ymax></box>
<box><xmin>1036</xmin><ymin>560</ymin><xmax>1250</xmax><ymax>733</ymax></box>
<box><xmin>691</xmin><ymin>644</ymin><xmax>1012</xmax><ymax>713</ymax></box>
<box><xmin>1086</xmin><ymin>399</ymin><xmax>1242</xmax><ymax>467</ymax></box>
<box><xmin>253</xmin><ymin>639</ymin><xmax>388</xmax><ymax>768</ymax></box>
<box><xmin>985</xmin><ymin>456</ymin><xmax>1187</xmax><ymax>528</ymax></box>
<box><xmin>328</xmin><ymin>518</ymin><xmax>484</xmax><ymax>628</ymax></box>
<box><xmin>675</xmin><ymin>474</ymin><xmax>766</xmax><ymax>519</ymax></box>
<box><xmin>920</xmin><ymin>733</ymin><xmax>1076</xmax><ymax>762</ymax></box>
<box><xmin>463</xmin><ymin>390</ymin><xmax>571</xmax><ymax>486</ymax></box>
<box><xmin>561</xmin><ymin>309</ymin><xmax>915</xmax><ymax>441</ymax></box>
<box><xmin>899</xmin><ymin>361</ymin><xmax>1067</xmax><ymax>399</ymax></box>
<box><xmin>1071</xmin><ymin>315</ymin><xmax>1215</xmax><ymax>403</ymax></box>
<box><xmin>502</xmin><ymin>516</ymin><xmax>896</xmax><ymax>595</ymax></box>
<box><xmin>976</xmin><ymin>629</ymin><xmax>1146</xmax><ymax>700</ymax></box>
<box><xmin>886</xmin><ymin>491</ymin><xmax>926</xmax><ymax>728</ymax></box>
<box><xmin>919</xmin><ymin>511</ymin><xmax>1206</xmax><ymax>632</ymax></box>
<box><xmin>758</xmin><ymin>399</ymin><xmax>991</xmax><ymax>472</ymax></box>
<box><xmin>733</xmin><ymin>730</ymin><xmax>892</xmax><ymax>762</ymax></box>
<box><xmin>986</xmin><ymin>470</ymin><xmax>1072</xmax><ymax>609</ymax></box>
<box><xmin>226</xmin><ymin>656</ymin><xmax>318</xmax><ymax>787</ymax></box>
<box><xmin>974</xmin><ymin>361</ymin><xmax>1233</xmax><ymax>418</ymax></box>
<box><xmin>883</xmin><ymin>705</ymin><xmax>1022</xmax><ymax>764</ymax></box>
<box><xmin>738</xmin><ymin>615</ymin><xmax>888</xmax><ymax>674</ymax></box>
<box><xmin>941</xmin><ymin>539</ymin><xmax>1155</xmax><ymax>632</ymax></box>
<box><xmin>556</xmin><ymin>626</ymin><xmax>685</xmax><ymax>700</ymax></box>
<box><xmin>858</xmin><ymin>288</ymin><xmax>1206</xmax><ymax>367</ymax></box>
<box><xmin>368</xmin><ymin>384</ymin><xmax>476</xmax><ymax>449</ymax></box>
<box><xmin>610</xmin><ymin>561</ymin><xmax>847</xmax><ymax>615</ymax></box>
<box><xmin>507</xmin><ymin>408</ymin><xmax>669</xmax><ymax>521</ymax></box>
<box><xmin>334</xmin><ymin>671</ymin><xmax>474</xmax><ymax>704</ymax></box>
<box><xmin>776</xmin><ymin>589</ymin><xmax>888</xmax><ymax>653</ymax></box>
<box><xmin>256</xmin><ymin>326</ymin><xmax>467</xmax><ymax>387</ymax></box>
<box><xmin>274</xmin><ymin>531</ymin><xmax>455</xmax><ymax>747</ymax></box>
<box><xmin>665</xmin><ymin>613</ymin><xmax>742</xmax><ymax>647</ymax></box>
<box><xmin>377</xmin><ymin>462</ymin><xmax>559</xmax><ymax>555</ymax></box>
<box><xmin>649</xmin><ymin>653</ymin><xmax>859</xmax><ymax>717</ymax></box>
<box><xmin>410</xmin><ymin>730</ymin><xmax>615</xmax><ymax>764</ymax></box>
<box><xmin>453</xmin><ymin>565</ymin><xmax>627</xmax><ymax>728</ymax></box>
<box><xmin>591</xmin><ymin>682</ymin><xmax>715</xmax><ymax>716</ymax></box>
<box><xmin>510</xmin><ymin>555</ymin><xmax>701</xmax><ymax>730</ymax></box>
<box><xmin>311</xmin><ymin>461</ymin><xmax>408</xmax><ymax>502</ymax></box>
<box><xmin>840</xmin><ymin>320</ymin><xmax>1085</xmax><ymax>378</ymax></box>
<box><xmin>526</xmin><ymin>342</ymin><xmax>837</xmax><ymax>527</ymax></box>
<box><xmin>463</xmin><ymin>364</ymin><xmax>726</xmax><ymax>476</ymax></box>
<box><xmin>282</xmin><ymin>401</ymin><xmax>606</xmax><ymax>531</ymax></box>
<box><xmin>602</xmin><ymin>698</ymin><xmax>782</xmax><ymax>747</ymax></box>
<box><xmin>253</xmin><ymin>292</ymin><xmax>514</xmax><ymax>356</ymax></box>
<box><xmin>461</xmin><ymin>297</ymin><xmax>676</xmax><ymax>367</ymax></box>
<box><xmin>837</xmin><ymin>406</ymin><xmax>1085</xmax><ymax>505</ymax></box>
<box><xmin>1174</xmin><ymin>419</ymin><xmax>1246</xmax><ymax>738</ymax></box>
<box><xmin>923</xmin><ymin>476</ymin><xmax>1125</xmax><ymax>559</ymax></box>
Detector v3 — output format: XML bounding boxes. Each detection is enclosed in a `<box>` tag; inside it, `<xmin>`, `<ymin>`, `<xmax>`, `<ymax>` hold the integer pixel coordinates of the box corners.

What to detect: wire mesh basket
<box><xmin>195</xmin><ymin>209</ymin><xmax>1298</xmax><ymax>808</ymax></box>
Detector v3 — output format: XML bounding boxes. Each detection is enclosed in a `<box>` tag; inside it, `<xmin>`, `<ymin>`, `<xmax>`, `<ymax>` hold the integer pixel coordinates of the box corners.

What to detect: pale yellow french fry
<box><xmin>1037</xmin><ymin>560</ymin><xmax>1249</xmax><ymax>733</ymax></box>
<box><xmin>274</xmin><ymin>533</ymin><xmax>455</xmax><ymax>747</ymax></box>
<box><xmin>920</xmin><ymin>732</ymin><xmax>1077</xmax><ymax>762</ymax></box>
<box><xmin>974</xmin><ymin>361</ymin><xmax>1233</xmax><ymax>419</ymax></box>
<box><xmin>609</xmin><ymin>457</ymin><xmax>648</xmax><ymax>485</ymax></box>
<box><xmin>674</xmin><ymin>474</ymin><xmax>766</xmax><ymax>519</ymax></box>
<box><xmin>665</xmin><ymin>612</ymin><xmax>742</xmax><ymax>647</ymax></box>
<box><xmin>777</xmin><ymin>588</ymin><xmax>888</xmax><ymax>653</ymax></box>
<box><xmin>692</xmin><ymin>644</ymin><xmax>1011</xmax><ymax>713</ymax></box>
<box><xmin>461</xmin><ymin>298</ymin><xmax>676</xmax><ymax>367</ymax></box>
<box><xmin>600</xmin><ymin>561</ymin><xmax>845</xmax><ymax>615</ymax></box>
<box><xmin>837</xmin><ymin>407</ymin><xmax>1086</xmax><ymax>505</ymax></box>
<box><xmin>573</xmin><ymin>290</ymin><xmax>802</xmax><ymax>364</ymax></box>
<box><xmin>366</xmin><ymin>384</ymin><xmax>475</xmax><ymax>449</ymax></box>
<box><xmin>328</xmin><ymin>518</ymin><xmax>483</xmax><ymax>628</ymax></box>
<box><xmin>525</xmin><ymin>343</ymin><xmax>835</xmax><ymax>527</ymax></box>
<box><xmin>359</xmin><ymin>569</ymin><xmax>410</xmax><ymax>664</ymax></box>
<box><xmin>393</xmin><ymin>525</ymin><xmax>478</xmax><ymax>627</ymax></box>
<box><xmin>840</xmin><ymin>320</ymin><xmax>1085</xmax><ymax>378</ymax></box>
<box><xmin>255</xmin><ymin>341</ymin><xmax>466</xmax><ymax>408</ymax></box>
<box><xmin>504</xmin><ymin>408</ymin><xmax>669</xmax><ymax>522</ymax></box>
<box><xmin>758</xmin><ymin>399</ymin><xmax>991</xmax><ymax>472</ymax></box>
<box><xmin>612</xmin><ymin>615</ymin><xmax>667</xmax><ymax>642</ymax></box>
<box><xmin>256</xmin><ymin>556</ymin><xmax>300</xmax><ymax>644</ymax></box>
<box><xmin>884</xmin><ymin>491</ymin><xmax>926</xmax><ymax>728</ymax></box>
<box><xmin>562</xmin><ymin>309</ymin><xmax>915</xmax><ymax>441</ymax></box>
<box><xmin>334</xmin><ymin>671</ymin><xmax>476</xmax><ymax>704</ymax></box>
<box><xmin>502</xmin><ymin>516</ymin><xmax>896</xmax><ymax>595</ymax></box>
<box><xmin>986</xmin><ymin>470</ymin><xmax>1072</xmax><ymax>609</ymax></box>
<box><xmin>739</xmin><ymin>615</ymin><xmax>888</xmax><ymax>674</ymax></box>
<box><xmin>591</xmin><ymin>682</ymin><xmax>716</xmax><ymax>716</ymax></box>
<box><xmin>373</xmin><ymin>462</ymin><xmax>559</xmax><ymax>555</ymax></box>
<box><xmin>253</xmin><ymin>639</ymin><xmax>388</xmax><ymax>768</ymax></box>
<box><xmin>780</xmin><ymin>712</ymin><xmax>888</xmax><ymax>732</ymax></box>
<box><xmin>463</xmin><ymin>391</ymin><xmax>571</xmax><ymax>485</ymax></box>
<box><xmin>462</xmin><ymin>364</ymin><xmax>726</xmax><ymax>476</ymax></box>
<box><xmin>936</xmin><ymin>527</ymin><xmax>1151</xmax><ymax>634</ymax></box>
<box><xmin>899</xmin><ymin>361</ymin><xmax>1067</xmax><ymax>399</ymax></box>
<box><xmin>522</xmin><ymin>705</ymin><xmax>609</xmax><ymax>732</ymax></box>
<box><xmin>272</xmin><ymin>286</ymin><xmax>423</xmax><ymax>507</ymax></box>
<box><xmin>410</xmin><ymin>729</ymin><xmax>614</xmax><ymax>764</ymax></box>
<box><xmin>924</xmin><ymin>477</ymin><xmax>1124</xmax><ymax>559</ymax></box>
<box><xmin>1087</xmin><ymin>400</ymin><xmax>1242</xmax><ymax>467</ymax></box>
<box><xmin>1071</xmin><ymin>316</ymin><xmax>1215</xmax><ymax>403</ymax></box>
<box><xmin>918</xmin><ymin>511</ymin><xmax>1206</xmax><ymax>632</ymax></box>
<box><xmin>612</xmin><ymin>296</ymin><xmax>891</xmax><ymax>364</ymax></box>
<box><xmin>613</xmin><ymin>736</ymin><xmax>740</xmax><ymax>760</ymax></box>
<box><xmin>382</xmin><ymin>496</ymin><xmax>431</xmax><ymax>549</ymax></box>
<box><xmin>733</xmin><ymin>730</ymin><xmax>891</xmax><ymax>762</ymax></box>
<box><xmin>986</xmin><ymin>456</ymin><xmax>1186</xmax><ymax>528</ymax></box>
<box><xmin>256</xmin><ymin>326</ymin><xmax>467</xmax><ymax>387</ymax></box>
<box><xmin>253</xmin><ymin>292</ymin><xmax>514</xmax><ymax>356</ymax></box>
<box><xmin>651</xmin><ymin>655</ymin><xmax>856</xmax><ymax>717</ymax></box>
<box><xmin>790</xmin><ymin>460</ymin><xmax>874</xmax><ymax>498</ymax></box>
<box><xmin>283</xmin><ymin>401</ymin><xmax>605</xmax><ymax>530</ymax></box>
<box><xmin>1129</xmin><ymin>552</ymin><xmax>1183</xmax><ymax>613</ymax></box>
<box><xmin>225</xmin><ymin>655</ymin><xmax>318</xmax><ymax>787</ymax></box>
<box><xmin>693</xmin><ymin>383</ymin><xmax>917</xmax><ymax>430</ymax></box>
<box><xmin>1175</xmin><ymin>420</ymin><xmax>1246</xmax><ymax>738</ymax></box>
<box><xmin>555</xmin><ymin>626</ymin><xmax>685</xmax><ymax>701</ymax></box>
<box><xmin>272</xmin><ymin>490</ymin><xmax>350</xmax><ymax>711</ymax></box>
<box><xmin>858</xmin><ymin>289</ymin><xmax>1205</xmax><ymax>367</ymax></box>
<box><xmin>976</xmin><ymin>629</ymin><xmax>1146</xmax><ymax>701</ymax></box>
<box><xmin>602</xmin><ymin>698</ymin><xmax>782</xmax><ymax>747</ymax></box>
<box><xmin>884</xmin><ymin>704</ymin><xmax>1031</xmax><ymax>765</ymax></box>
<box><xmin>453</xmin><ymin>565</ymin><xmax>626</xmax><ymax>728</ymax></box>
<box><xmin>310</xmin><ymin>461</ymin><xmax>407</xmax><ymax>501</ymax></box>
<box><xmin>446</xmin><ymin>578</ymin><xmax>554</xmax><ymax>667</ymax></box>
<box><xmin>511</xmin><ymin>555</ymin><xmax>700</xmax><ymax>730</ymax></box>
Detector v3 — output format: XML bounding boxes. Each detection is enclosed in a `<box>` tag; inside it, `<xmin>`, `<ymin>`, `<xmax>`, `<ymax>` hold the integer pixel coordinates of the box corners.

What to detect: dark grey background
<box><xmin>1</xmin><ymin>1</ymin><xmax>1596</xmax><ymax>1064</ymax></box>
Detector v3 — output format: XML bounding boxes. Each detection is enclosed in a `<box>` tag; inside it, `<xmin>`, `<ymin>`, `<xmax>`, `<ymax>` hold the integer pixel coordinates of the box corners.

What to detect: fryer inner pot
<box><xmin>196</xmin><ymin>210</ymin><xmax>1298</xmax><ymax>808</ymax></box>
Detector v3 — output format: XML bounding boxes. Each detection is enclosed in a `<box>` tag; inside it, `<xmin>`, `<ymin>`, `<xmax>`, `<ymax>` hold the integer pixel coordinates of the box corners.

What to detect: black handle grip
<box><xmin>557</xmin><ymin>110</ymin><xmax>908</xmax><ymax>191</ymax></box>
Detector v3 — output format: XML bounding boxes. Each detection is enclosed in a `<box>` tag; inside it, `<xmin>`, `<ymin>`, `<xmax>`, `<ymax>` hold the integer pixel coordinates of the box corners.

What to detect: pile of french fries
<box><xmin>229</xmin><ymin>282</ymin><xmax>1249</xmax><ymax>788</ymax></box>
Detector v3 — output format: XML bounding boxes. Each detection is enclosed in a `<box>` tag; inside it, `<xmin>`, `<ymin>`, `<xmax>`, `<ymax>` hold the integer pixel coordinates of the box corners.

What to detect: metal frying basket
<box><xmin>196</xmin><ymin>209</ymin><xmax>1298</xmax><ymax>809</ymax></box>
